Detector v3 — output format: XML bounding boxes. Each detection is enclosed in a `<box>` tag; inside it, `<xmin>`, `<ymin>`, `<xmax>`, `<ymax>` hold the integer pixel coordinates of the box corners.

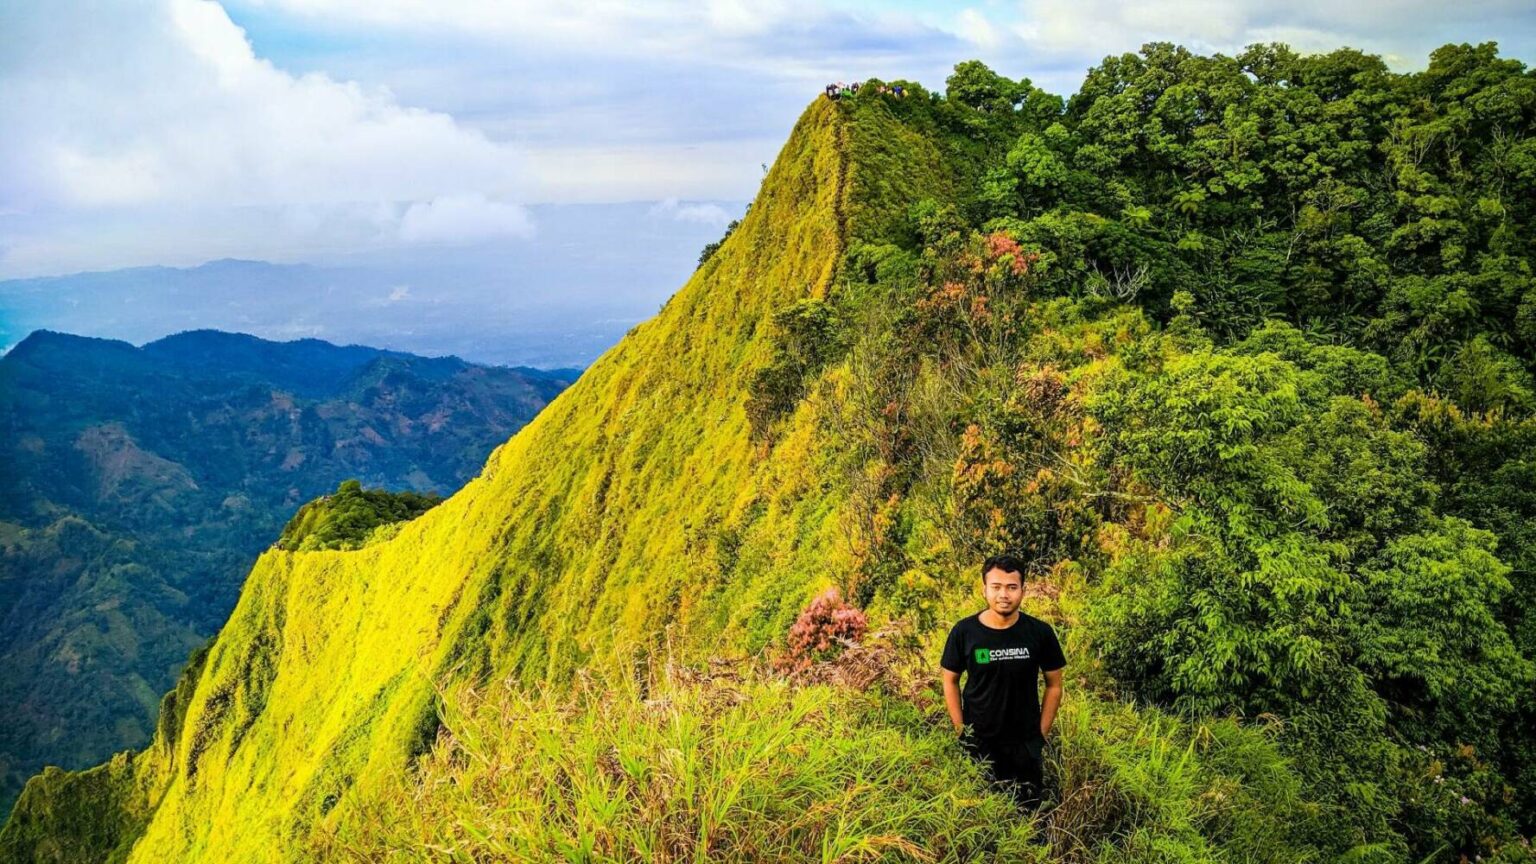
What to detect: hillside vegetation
<box><xmin>275</xmin><ymin>480</ymin><xmax>444</xmax><ymax>552</ymax></box>
<box><xmin>5</xmin><ymin>42</ymin><xmax>1536</xmax><ymax>863</ymax></box>
<box><xmin>0</xmin><ymin>330</ymin><xmax>573</xmax><ymax>819</ymax></box>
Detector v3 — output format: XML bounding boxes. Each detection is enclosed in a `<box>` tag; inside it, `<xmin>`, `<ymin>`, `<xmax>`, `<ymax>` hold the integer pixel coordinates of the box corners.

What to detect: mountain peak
<box><xmin>3</xmin><ymin>329</ymin><xmax>141</xmax><ymax>363</ymax></box>
<box><xmin>0</xmin><ymin>92</ymin><xmax>966</xmax><ymax>861</ymax></box>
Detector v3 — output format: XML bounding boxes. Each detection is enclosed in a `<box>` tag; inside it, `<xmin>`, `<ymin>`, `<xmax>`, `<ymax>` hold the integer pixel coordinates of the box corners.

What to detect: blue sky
<box><xmin>0</xmin><ymin>1</ymin><xmax>1532</xmax><ymax>364</ymax></box>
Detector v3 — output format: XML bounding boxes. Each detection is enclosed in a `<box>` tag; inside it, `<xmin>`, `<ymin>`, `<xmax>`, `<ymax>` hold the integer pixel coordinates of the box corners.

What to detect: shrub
<box><xmin>745</xmin><ymin>298</ymin><xmax>850</xmax><ymax>439</ymax></box>
<box><xmin>772</xmin><ymin>587</ymin><xmax>869</xmax><ymax>676</ymax></box>
<box><xmin>276</xmin><ymin>479</ymin><xmax>443</xmax><ymax>552</ymax></box>
<box><xmin>1042</xmin><ymin>697</ymin><xmax>1318</xmax><ymax>864</ymax></box>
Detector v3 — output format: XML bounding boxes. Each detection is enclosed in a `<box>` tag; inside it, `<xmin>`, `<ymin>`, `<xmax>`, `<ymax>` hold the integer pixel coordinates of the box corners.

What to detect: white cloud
<box><xmin>0</xmin><ymin>0</ymin><xmax>523</xmax><ymax>213</ymax></box>
<box><xmin>705</xmin><ymin>0</ymin><xmax>793</xmax><ymax>38</ymax></box>
<box><xmin>356</xmin><ymin>283</ymin><xmax>412</xmax><ymax>307</ymax></box>
<box><xmin>0</xmin><ymin>197</ymin><xmax>541</xmax><ymax>277</ymax></box>
<box><xmin>955</xmin><ymin>9</ymin><xmax>1001</xmax><ymax>51</ymax></box>
<box><xmin>517</xmin><ymin>141</ymin><xmax>778</xmax><ymax>204</ymax></box>
<box><xmin>267</xmin><ymin>321</ymin><xmax>327</xmax><ymax>338</ymax></box>
<box><xmin>398</xmin><ymin>194</ymin><xmax>534</xmax><ymax>244</ymax></box>
<box><xmin>647</xmin><ymin>198</ymin><xmax>735</xmax><ymax>226</ymax></box>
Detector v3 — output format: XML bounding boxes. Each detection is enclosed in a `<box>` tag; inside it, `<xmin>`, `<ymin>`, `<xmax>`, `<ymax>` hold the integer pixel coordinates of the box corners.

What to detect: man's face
<box><xmin>982</xmin><ymin>567</ymin><xmax>1023</xmax><ymax>615</ymax></box>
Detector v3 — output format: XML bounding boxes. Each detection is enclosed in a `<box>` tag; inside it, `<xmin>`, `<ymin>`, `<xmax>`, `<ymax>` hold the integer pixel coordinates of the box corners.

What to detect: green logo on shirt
<box><xmin>973</xmin><ymin>646</ymin><xmax>1031</xmax><ymax>665</ymax></box>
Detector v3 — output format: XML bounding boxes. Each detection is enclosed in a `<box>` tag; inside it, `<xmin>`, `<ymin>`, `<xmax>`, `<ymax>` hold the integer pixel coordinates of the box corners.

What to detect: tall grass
<box><xmin>305</xmin><ymin>632</ymin><xmax>1318</xmax><ymax>864</ymax></box>
<box><xmin>1043</xmin><ymin>699</ymin><xmax>1312</xmax><ymax>864</ymax></box>
<box><xmin>305</xmin><ymin>653</ymin><xmax>1045</xmax><ymax>863</ymax></box>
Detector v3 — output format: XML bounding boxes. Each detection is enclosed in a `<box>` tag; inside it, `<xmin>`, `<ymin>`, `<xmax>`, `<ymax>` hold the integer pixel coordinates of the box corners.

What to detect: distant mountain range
<box><xmin>0</xmin><ymin>328</ymin><xmax>577</xmax><ymax>817</ymax></box>
<box><xmin>0</xmin><ymin>201</ymin><xmax>748</xmax><ymax>369</ymax></box>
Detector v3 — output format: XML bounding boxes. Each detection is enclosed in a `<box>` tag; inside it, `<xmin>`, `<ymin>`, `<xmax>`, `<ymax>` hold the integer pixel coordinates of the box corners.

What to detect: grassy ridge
<box><xmin>3</xmin><ymin>95</ymin><xmax>882</xmax><ymax>862</ymax></box>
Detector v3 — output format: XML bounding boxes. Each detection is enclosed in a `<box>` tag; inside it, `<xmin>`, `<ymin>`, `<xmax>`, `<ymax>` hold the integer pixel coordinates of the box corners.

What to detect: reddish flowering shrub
<box><xmin>909</xmin><ymin>230</ymin><xmax>1040</xmax><ymax>360</ymax></box>
<box><xmin>915</xmin><ymin>281</ymin><xmax>972</xmax><ymax>318</ymax></box>
<box><xmin>773</xmin><ymin>588</ymin><xmax>869</xmax><ymax>675</ymax></box>
<box><xmin>985</xmin><ymin>231</ymin><xmax>1036</xmax><ymax>276</ymax></box>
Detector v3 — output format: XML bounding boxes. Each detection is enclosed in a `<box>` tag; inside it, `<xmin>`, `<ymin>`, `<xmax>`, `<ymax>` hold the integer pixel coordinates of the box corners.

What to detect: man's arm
<box><xmin>1039</xmin><ymin>667</ymin><xmax>1063</xmax><ymax>738</ymax></box>
<box><xmin>941</xmin><ymin>668</ymin><xmax>964</xmax><ymax>733</ymax></box>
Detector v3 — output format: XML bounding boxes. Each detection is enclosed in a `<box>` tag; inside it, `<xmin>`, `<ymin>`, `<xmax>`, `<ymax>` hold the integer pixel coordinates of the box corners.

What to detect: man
<box><xmin>940</xmin><ymin>553</ymin><xmax>1065</xmax><ymax>811</ymax></box>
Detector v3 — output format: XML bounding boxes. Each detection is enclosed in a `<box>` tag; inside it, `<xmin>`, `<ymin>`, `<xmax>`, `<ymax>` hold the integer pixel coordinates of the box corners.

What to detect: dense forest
<box><xmin>4</xmin><ymin>42</ymin><xmax>1534</xmax><ymax>863</ymax></box>
<box><xmin>815</xmin><ymin>42</ymin><xmax>1536</xmax><ymax>858</ymax></box>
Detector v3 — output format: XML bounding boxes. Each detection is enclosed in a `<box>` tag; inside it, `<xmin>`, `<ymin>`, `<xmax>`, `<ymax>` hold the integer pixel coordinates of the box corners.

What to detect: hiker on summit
<box><xmin>940</xmin><ymin>553</ymin><xmax>1065</xmax><ymax>812</ymax></box>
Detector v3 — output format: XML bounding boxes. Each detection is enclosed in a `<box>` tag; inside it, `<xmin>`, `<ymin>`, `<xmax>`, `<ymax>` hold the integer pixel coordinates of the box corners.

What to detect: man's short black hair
<box><xmin>981</xmin><ymin>554</ymin><xmax>1027</xmax><ymax>583</ymax></box>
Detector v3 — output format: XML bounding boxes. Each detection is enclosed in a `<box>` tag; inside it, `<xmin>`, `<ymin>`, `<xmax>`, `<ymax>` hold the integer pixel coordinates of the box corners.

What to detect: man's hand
<box><xmin>1039</xmin><ymin>666</ymin><xmax>1064</xmax><ymax>739</ymax></box>
<box><xmin>941</xmin><ymin>667</ymin><xmax>964</xmax><ymax>734</ymax></box>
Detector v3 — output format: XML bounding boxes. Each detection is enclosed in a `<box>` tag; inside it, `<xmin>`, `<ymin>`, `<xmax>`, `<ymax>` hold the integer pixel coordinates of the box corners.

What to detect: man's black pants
<box><xmin>962</xmin><ymin>732</ymin><xmax>1045</xmax><ymax>812</ymax></box>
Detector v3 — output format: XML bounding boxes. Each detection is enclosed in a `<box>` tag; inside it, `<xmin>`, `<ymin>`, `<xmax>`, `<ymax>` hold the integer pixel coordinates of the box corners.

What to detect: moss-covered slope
<box><xmin>1</xmin><ymin>94</ymin><xmax>959</xmax><ymax>863</ymax></box>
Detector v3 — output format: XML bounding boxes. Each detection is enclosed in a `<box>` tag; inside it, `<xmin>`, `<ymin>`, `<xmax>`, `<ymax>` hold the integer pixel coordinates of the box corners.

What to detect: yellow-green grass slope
<box><xmin>0</xmin><ymin>95</ymin><xmax>965</xmax><ymax>862</ymax></box>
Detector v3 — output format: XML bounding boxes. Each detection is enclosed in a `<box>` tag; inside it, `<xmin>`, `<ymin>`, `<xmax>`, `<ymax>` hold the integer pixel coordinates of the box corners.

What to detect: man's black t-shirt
<box><xmin>940</xmin><ymin>611</ymin><xmax>1065</xmax><ymax>743</ymax></box>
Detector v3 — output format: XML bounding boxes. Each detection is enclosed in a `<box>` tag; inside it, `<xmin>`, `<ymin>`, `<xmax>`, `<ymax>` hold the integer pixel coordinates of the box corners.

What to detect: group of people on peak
<box><xmin>823</xmin><ymin>81</ymin><xmax>906</xmax><ymax>100</ymax></box>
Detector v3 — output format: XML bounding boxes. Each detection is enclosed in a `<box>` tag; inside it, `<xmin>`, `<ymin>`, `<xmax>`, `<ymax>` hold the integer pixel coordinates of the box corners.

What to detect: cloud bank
<box><xmin>0</xmin><ymin>0</ymin><xmax>1531</xmax><ymax>278</ymax></box>
<box><xmin>0</xmin><ymin>0</ymin><xmax>532</xmax><ymax>274</ymax></box>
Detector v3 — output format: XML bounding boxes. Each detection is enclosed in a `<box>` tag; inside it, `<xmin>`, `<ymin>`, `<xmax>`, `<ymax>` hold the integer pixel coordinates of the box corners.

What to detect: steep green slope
<box><xmin>1</xmin><ymin>95</ymin><xmax>929</xmax><ymax>862</ymax></box>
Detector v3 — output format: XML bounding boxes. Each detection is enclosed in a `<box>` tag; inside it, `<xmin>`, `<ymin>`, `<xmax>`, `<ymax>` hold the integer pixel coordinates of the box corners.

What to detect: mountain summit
<box><xmin>3</xmin><ymin>95</ymin><xmax>886</xmax><ymax>861</ymax></box>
